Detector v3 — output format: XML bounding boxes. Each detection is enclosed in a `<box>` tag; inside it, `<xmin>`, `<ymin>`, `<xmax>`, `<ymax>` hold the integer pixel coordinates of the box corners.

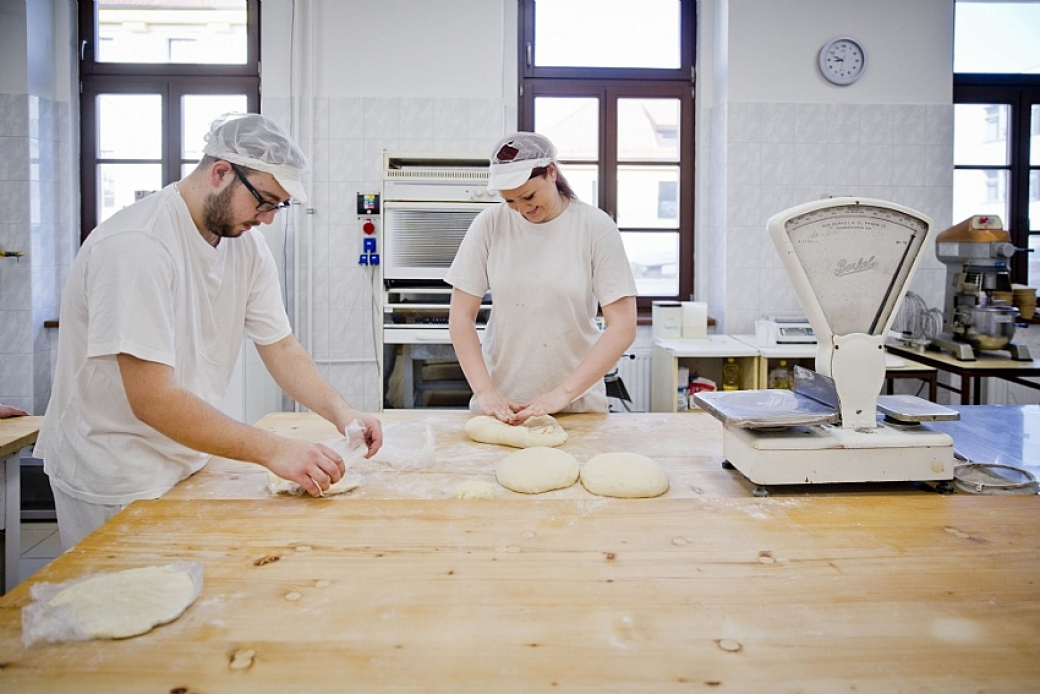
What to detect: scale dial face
<box><xmin>782</xmin><ymin>203</ymin><xmax>928</xmax><ymax>337</ymax></box>
<box><xmin>819</xmin><ymin>37</ymin><xmax>865</xmax><ymax>85</ymax></box>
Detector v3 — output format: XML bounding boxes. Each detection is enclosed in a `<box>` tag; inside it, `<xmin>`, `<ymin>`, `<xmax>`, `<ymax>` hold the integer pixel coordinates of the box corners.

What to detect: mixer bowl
<box><xmin>956</xmin><ymin>306</ymin><xmax>1019</xmax><ymax>350</ymax></box>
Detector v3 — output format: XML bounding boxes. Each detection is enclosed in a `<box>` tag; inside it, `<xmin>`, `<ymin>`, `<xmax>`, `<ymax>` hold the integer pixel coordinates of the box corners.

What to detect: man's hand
<box><xmin>266</xmin><ymin>439</ymin><xmax>346</xmax><ymax>497</ymax></box>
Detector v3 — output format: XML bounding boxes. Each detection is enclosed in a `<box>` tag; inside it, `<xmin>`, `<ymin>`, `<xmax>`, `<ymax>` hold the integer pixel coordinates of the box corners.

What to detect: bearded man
<box><xmin>35</xmin><ymin>113</ymin><xmax>382</xmax><ymax>549</ymax></box>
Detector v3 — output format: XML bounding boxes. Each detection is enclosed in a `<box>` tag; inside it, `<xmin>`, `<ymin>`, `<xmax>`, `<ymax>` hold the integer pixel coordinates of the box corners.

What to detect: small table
<box><xmin>0</xmin><ymin>415</ymin><xmax>42</xmax><ymax>595</ymax></box>
<box><xmin>887</xmin><ymin>342</ymin><xmax>1040</xmax><ymax>404</ymax></box>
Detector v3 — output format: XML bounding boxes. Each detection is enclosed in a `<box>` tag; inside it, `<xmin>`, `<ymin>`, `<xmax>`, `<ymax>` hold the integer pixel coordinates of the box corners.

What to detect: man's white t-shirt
<box><xmin>444</xmin><ymin>199</ymin><xmax>637</xmax><ymax>412</ymax></box>
<box><xmin>34</xmin><ymin>184</ymin><xmax>291</xmax><ymax>505</ymax></box>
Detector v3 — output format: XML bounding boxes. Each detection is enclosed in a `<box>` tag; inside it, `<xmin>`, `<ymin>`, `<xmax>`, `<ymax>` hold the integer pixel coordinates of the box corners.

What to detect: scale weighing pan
<box><xmin>693</xmin><ymin>389</ymin><xmax>838</xmax><ymax>429</ymax></box>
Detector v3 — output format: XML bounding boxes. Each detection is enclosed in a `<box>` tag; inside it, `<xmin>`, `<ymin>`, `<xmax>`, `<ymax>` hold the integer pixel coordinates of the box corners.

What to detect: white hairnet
<box><xmin>486</xmin><ymin>132</ymin><xmax>557</xmax><ymax>193</ymax></box>
<box><xmin>202</xmin><ymin>112</ymin><xmax>309</xmax><ymax>203</ymax></box>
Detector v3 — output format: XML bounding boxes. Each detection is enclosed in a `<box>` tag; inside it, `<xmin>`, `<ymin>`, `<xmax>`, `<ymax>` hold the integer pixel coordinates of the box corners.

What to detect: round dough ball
<box><xmin>451</xmin><ymin>480</ymin><xmax>497</xmax><ymax>500</ymax></box>
<box><xmin>496</xmin><ymin>446</ymin><xmax>580</xmax><ymax>494</ymax></box>
<box><xmin>580</xmin><ymin>452</ymin><xmax>669</xmax><ymax>498</ymax></box>
<box><xmin>465</xmin><ymin>415</ymin><xmax>568</xmax><ymax>448</ymax></box>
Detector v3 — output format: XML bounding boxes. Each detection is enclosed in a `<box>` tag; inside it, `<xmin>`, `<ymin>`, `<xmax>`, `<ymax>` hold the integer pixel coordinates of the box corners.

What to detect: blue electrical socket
<box><xmin>358</xmin><ymin>254</ymin><xmax>369</xmax><ymax>265</ymax></box>
<box><xmin>369</xmin><ymin>253</ymin><xmax>380</xmax><ymax>265</ymax></box>
<box><xmin>363</xmin><ymin>237</ymin><xmax>377</xmax><ymax>253</ymax></box>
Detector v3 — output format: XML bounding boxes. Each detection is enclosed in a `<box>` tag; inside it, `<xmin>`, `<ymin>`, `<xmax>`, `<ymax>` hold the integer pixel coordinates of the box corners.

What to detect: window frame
<box><xmin>518</xmin><ymin>0</ymin><xmax>697</xmax><ymax>312</ymax></box>
<box><xmin>77</xmin><ymin>0</ymin><xmax>261</xmax><ymax>242</ymax></box>
<box><xmin>953</xmin><ymin>74</ymin><xmax>1040</xmax><ymax>283</ymax></box>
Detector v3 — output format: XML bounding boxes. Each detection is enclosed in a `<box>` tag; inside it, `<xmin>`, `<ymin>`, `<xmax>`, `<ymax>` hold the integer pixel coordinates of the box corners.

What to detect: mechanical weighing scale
<box><xmin>695</xmin><ymin>198</ymin><xmax>958</xmax><ymax>495</ymax></box>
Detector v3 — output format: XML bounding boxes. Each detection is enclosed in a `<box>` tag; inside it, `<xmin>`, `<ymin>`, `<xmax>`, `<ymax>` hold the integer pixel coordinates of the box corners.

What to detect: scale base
<box><xmin>722</xmin><ymin>423</ymin><xmax>955</xmax><ymax>489</ymax></box>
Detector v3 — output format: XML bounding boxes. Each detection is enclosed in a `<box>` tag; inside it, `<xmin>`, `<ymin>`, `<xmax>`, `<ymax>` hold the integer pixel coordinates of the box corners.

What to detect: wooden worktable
<box><xmin>167</xmin><ymin>410</ymin><xmax>756</xmax><ymax>501</ymax></box>
<box><xmin>1</xmin><ymin>415</ymin><xmax>42</xmax><ymax>595</ymax></box>
<box><xmin>1</xmin><ymin>411</ymin><xmax>1038</xmax><ymax>692</ymax></box>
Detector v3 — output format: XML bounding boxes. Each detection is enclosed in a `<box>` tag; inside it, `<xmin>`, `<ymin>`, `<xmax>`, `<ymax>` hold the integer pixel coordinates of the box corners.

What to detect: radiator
<box><xmin>611</xmin><ymin>349</ymin><xmax>651</xmax><ymax>412</ymax></box>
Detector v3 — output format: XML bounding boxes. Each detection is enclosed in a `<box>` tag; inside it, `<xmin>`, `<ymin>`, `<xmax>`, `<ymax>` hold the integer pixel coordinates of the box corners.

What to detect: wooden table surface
<box><xmin>0</xmin><ymin>416</ymin><xmax>42</xmax><ymax>459</ymax></box>
<box><xmin>2</xmin><ymin>411</ymin><xmax>1039</xmax><ymax>692</ymax></box>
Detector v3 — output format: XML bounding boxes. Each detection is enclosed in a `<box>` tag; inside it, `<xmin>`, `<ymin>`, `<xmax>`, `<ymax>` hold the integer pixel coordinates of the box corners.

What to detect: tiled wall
<box><xmin>708</xmin><ymin>101</ymin><xmax>954</xmax><ymax>336</ymax></box>
<box><xmin>264</xmin><ymin>95</ymin><xmax>511</xmax><ymax>413</ymax></box>
<box><xmin>0</xmin><ymin>93</ymin><xmax>71</xmax><ymax>414</ymax></box>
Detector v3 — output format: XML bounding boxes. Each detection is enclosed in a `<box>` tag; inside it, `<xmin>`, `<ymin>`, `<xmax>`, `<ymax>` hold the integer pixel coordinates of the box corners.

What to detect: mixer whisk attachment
<box><xmin>894</xmin><ymin>291</ymin><xmax>943</xmax><ymax>348</ymax></box>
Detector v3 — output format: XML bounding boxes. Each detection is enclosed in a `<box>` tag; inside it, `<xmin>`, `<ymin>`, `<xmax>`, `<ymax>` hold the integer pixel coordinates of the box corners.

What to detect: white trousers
<box><xmin>50</xmin><ymin>483</ymin><xmax>126</xmax><ymax>552</ymax></box>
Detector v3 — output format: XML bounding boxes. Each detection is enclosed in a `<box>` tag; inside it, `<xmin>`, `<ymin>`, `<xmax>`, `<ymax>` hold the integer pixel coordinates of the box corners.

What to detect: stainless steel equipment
<box><xmin>930</xmin><ymin>214</ymin><xmax>1031</xmax><ymax>361</ymax></box>
<box><xmin>694</xmin><ymin>198</ymin><xmax>956</xmax><ymax>496</ymax></box>
<box><xmin>380</xmin><ymin>152</ymin><xmax>499</xmax><ymax>407</ymax></box>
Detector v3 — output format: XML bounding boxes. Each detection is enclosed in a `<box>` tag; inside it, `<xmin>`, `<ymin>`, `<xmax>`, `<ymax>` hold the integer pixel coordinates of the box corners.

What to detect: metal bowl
<box><xmin>956</xmin><ymin>306</ymin><xmax>1019</xmax><ymax>350</ymax></box>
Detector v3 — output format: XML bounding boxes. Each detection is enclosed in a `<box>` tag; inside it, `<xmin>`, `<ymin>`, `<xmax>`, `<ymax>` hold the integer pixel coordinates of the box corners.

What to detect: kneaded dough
<box><xmin>465</xmin><ymin>414</ymin><xmax>568</xmax><ymax>448</ymax></box>
<box><xmin>268</xmin><ymin>470</ymin><xmax>363</xmax><ymax>496</ymax></box>
<box><xmin>48</xmin><ymin>565</ymin><xmax>199</xmax><ymax>639</ymax></box>
<box><xmin>580</xmin><ymin>452</ymin><xmax>670</xmax><ymax>498</ymax></box>
<box><xmin>451</xmin><ymin>480</ymin><xmax>497</xmax><ymax>500</ymax></box>
<box><xmin>497</xmin><ymin>446</ymin><xmax>580</xmax><ymax>494</ymax></box>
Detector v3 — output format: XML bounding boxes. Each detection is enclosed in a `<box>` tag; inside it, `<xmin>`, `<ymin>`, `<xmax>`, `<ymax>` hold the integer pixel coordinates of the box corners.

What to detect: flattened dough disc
<box><xmin>465</xmin><ymin>414</ymin><xmax>568</xmax><ymax>448</ymax></box>
<box><xmin>48</xmin><ymin>565</ymin><xmax>199</xmax><ymax>639</ymax></box>
<box><xmin>580</xmin><ymin>452</ymin><xmax>669</xmax><ymax>498</ymax></box>
<box><xmin>497</xmin><ymin>446</ymin><xmax>580</xmax><ymax>494</ymax></box>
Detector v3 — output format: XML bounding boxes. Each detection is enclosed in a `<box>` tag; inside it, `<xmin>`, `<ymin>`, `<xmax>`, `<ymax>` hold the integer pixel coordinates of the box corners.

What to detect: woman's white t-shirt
<box><xmin>444</xmin><ymin>199</ymin><xmax>636</xmax><ymax>412</ymax></box>
<box><xmin>35</xmin><ymin>184</ymin><xmax>291</xmax><ymax>505</ymax></box>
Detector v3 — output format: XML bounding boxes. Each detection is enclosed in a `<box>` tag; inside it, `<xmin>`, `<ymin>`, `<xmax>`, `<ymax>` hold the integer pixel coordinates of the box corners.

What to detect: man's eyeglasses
<box><xmin>229</xmin><ymin>163</ymin><xmax>291</xmax><ymax>213</ymax></box>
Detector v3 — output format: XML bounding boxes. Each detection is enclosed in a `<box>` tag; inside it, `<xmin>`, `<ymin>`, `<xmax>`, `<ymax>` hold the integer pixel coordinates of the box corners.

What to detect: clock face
<box><xmin>819</xmin><ymin>38</ymin><xmax>865</xmax><ymax>85</ymax></box>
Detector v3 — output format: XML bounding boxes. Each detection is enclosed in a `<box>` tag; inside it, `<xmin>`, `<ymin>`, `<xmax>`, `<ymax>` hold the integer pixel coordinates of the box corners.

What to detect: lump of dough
<box><xmin>451</xmin><ymin>480</ymin><xmax>497</xmax><ymax>499</ymax></box>
<box><xmin>580</xmin><ymin>452</ymin><xmax>669</xmax><ymax>498</ymax></box>
<box><xmin>465</xmin><ymin>414</ymin><xmax>568</xmax><ymax>448</ymax></box>
<box><xmin>44</xmin><ymin>565</ymin><xmax>200</xmax><ymax>640</ymax></box>
<box><xmin>497</xmin><ymin>446</ymin><xmax>579</xmax><ymax>494</ymax></box>
<box><xmin>268</xmin><ymin>471</ymin><xmax>363</xmax><ymax>497</ymax></box>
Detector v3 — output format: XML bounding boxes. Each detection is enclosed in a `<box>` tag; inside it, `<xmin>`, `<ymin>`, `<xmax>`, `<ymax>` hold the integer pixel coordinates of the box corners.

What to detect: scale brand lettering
<box><xmin>834</xmin><ymin>256</ymin><xmax>877</xmax><ymax>276</ymax></box>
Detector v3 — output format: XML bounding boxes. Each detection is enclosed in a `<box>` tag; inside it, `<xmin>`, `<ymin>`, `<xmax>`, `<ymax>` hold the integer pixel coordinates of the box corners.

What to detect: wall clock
<box><xmin>818</xmin><ymin>37</ymin><xmax>865</xmax><ymax>86</ymax></box>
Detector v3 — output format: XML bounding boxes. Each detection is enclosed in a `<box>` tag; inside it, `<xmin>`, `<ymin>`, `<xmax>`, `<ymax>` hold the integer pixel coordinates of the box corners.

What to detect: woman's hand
<box><xmin>509</xmin><ymin>390</ymin><xmax>571</xmax><ymax>424</ymax></box>
<box><xmin>475</xmin><ymin>390</ymin><xmax>519</xmax><ymax>424</ymax></box>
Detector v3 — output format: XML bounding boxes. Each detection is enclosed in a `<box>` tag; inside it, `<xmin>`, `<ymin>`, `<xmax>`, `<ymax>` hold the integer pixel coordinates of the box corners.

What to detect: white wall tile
<box><xmin>328</xmin><ymin>97</ymin><xmax>364</xmax><ymax>139</ymax></box>
<box><xmin>826</xmin><ymin>103</ymin><xmax>860</xmax><ymax>145</ymax></box>
<box><xmin>859</xmin><ymin>104</ymin><xmax>893</xmax><ymax>146</ymax></box>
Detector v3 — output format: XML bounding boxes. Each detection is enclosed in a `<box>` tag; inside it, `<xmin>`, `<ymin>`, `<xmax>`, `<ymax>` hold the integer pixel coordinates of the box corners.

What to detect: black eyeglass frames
<box><xmin>229</xmin><ymin>162</ymin><xmax>291</xmax><ymax>213</ymax></box>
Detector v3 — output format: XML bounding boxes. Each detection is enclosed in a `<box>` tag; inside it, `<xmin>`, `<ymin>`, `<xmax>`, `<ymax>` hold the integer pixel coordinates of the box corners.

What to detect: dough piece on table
<box><xmin>45</xmin><ymin>565</ymin><xmax>200</xmax><ymax>639</ymax></box>
<box><xmin>497</xmin><ymin>446</ymin><xmax>580</xmax><ymax>494</ymax></box>
<box><xmin>451</xmin><ymin>480</ymin><xmax>497</xmax><ymax>500</ymax></box>
<box><xmin>268</xmin><ymin>470</ymin><xmax>363</xmax><ymax>496</ymax></box>
<box><xmin>580</xmin><ymin>452</ymin><xmax>670</xmax><ymax>498</ymax></box>
<box><xmin>465</xmin><ymin>414</ymin><xmax>568</xmax><ymax>448</ymax></box>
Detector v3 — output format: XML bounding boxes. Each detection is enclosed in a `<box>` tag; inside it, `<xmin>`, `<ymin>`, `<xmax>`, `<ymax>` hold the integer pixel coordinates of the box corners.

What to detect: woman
<box><xmin>446</xmin><ymin>132</ymin><xmax>637</xmax><ymax>425</ymax></box>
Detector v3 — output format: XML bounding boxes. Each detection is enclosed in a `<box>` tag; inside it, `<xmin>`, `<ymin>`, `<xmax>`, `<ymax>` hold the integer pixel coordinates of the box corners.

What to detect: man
<box><xmin>35</xmin><ymin>113</ymin><xmax>382</xmax><ymax>550</ymax></box>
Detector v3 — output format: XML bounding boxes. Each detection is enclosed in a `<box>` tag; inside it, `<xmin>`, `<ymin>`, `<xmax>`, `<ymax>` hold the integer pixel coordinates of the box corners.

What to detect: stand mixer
<box><xmin>695</xmin><ymin>197</ymin><xmax>956</xmax><ymax>496</ymax></box>
<box><xmin>929</xmin><ymin>215</ymin><xmax>1030</xmax><ymax>361</ymax></box>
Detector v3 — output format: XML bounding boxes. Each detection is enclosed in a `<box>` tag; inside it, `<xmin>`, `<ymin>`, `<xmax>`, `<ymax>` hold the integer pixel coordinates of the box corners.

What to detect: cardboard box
<box><xmin>652</xmin><ymin>301</ymin><xmax>683</xmax><ymax>339</ymax></box>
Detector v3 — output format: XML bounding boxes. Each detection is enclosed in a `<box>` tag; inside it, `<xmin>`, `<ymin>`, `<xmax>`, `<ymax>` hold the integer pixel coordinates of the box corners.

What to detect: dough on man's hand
<box><xmin>465</xmin><ymin>414</ymin><xmax>567</xmax><ymax>448</ymax></box>
<box><xmin>267</xmin><ymin>471</ymin><xmax>363</xmax><ymax>496</ymax></box>
<box><xmin>580</xmin><ymin>452</ymin><xmax>669</xmax><ymax>498</ymax></box>
<box><xmin>497</xmin><ymin>446</ymin><xmax>579</xmax><ymax>494</ymax></box>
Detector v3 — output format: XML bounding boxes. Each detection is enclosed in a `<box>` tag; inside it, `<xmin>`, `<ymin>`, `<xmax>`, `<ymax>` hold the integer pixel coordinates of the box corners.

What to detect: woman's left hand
<box><xmin>510</xmin><ymin>391</ymin><xmax>570</xmax><ymax>424</ymax></box>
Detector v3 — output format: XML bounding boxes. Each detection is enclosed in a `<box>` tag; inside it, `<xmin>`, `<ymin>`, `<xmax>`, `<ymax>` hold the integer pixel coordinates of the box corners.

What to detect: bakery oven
<box><xmin>380</xmin><ymin>152</ymin><xmax>497</xmax><ymax>407</ymax></box>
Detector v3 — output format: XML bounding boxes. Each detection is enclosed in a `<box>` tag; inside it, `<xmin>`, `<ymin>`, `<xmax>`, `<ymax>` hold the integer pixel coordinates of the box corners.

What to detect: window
<box><xmin>78</xmin><ymin>0</ymin><xmax>260</xmax><ymax>242</ymax></box>
<box><xmin>518</xmin><ymin>0</ymin><xmax>696</xmax><ymax>309</ymax></box>
<box><xmin>953</xmin><ymin>1</ymin><xmax>1040</xmax><ymax>285</ymax></box>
